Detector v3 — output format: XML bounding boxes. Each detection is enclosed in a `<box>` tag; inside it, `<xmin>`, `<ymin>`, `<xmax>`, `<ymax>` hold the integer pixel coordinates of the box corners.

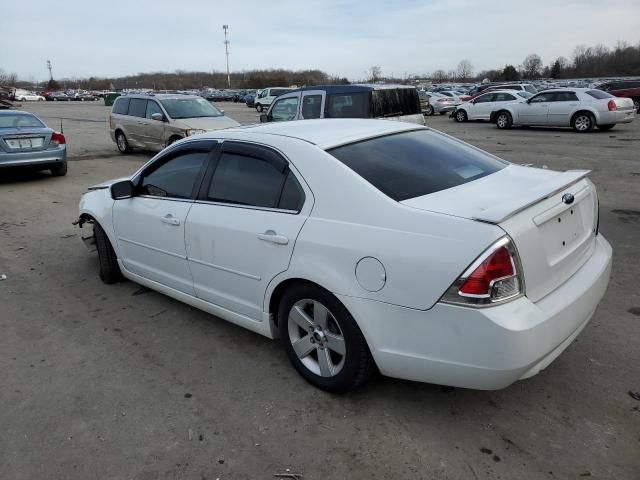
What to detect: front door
<box><xmin>185</xmin><ymin>141</ymin><xmax>311</xmax><ymax>320</ymax></box>
<box><xmin>112</xmin><ymin>142</ymin><xmax>213</xmax><ymax>294</ymax></box>
<box><xmin>138</xmin><ymin>99</ymin><xmax>166</xmax><ymax>150</ymax></box>
<box><xmin>519</xmin><ymin>92</ymin><xmax>554</xmax><ymax>125</ymax></box>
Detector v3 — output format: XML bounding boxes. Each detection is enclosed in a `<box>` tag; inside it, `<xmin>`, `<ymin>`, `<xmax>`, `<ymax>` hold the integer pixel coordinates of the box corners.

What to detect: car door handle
<box><xmin>161</xmin><ymin>214</ymin><xmax>180</xmax><ymax>226</ymax></box>
<box><xmin>257</xmin><ymin>231</ymin><xmax>289</xmax><ymax>245</ymax></box>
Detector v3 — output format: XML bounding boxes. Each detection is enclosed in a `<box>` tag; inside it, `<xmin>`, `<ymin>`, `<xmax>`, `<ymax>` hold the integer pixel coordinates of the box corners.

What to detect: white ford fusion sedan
<box><xmin>77</xmin><ymin>119</ymin><xmax>612</xmax><ymax>393</ymax></box>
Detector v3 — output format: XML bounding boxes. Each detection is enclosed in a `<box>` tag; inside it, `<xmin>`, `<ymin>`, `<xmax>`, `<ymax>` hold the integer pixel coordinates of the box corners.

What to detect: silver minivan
<box><xmin>110</xmin><ymin>94</ymin><xmax>240</xmax><ymax>153</ymax></box>
<box><xmin>260</xmin><ymin>85</ymin><xmax>425</xmax><ymax>125</ymax></box>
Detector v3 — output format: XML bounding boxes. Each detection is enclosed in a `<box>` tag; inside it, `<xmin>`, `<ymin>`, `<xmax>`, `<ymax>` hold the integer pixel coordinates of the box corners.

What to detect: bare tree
<box><xmin>431</xmin><ymin>69</ymin><xmax>447</xmax><ymax>83</ymax></box>
<box><xmin>456</xmin><ymin>60</ymin><xmax>474</xmax><ymax>81</ymax></box>
<box><xmin>368</xmin><ymin>66</ymin><xmax>382</xmax><ymax>83</ymax></box>
<box><xmin>522</xmin><ymin>54</ymin><xmax>543</xmax><ymax>79</ymax></box>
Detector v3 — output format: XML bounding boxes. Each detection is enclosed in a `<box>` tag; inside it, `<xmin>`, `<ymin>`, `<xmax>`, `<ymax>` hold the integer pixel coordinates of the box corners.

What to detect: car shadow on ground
<box><xmin>0</xmin><ymin>169</ymin><xmax>57</xmax><ymax>185</ymax></box>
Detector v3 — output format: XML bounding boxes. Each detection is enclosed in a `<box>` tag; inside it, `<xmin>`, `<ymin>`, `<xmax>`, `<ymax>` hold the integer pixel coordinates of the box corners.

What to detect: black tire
<box><xmin>116</xmin><ymin>131</ymin><xmax>132</xmax><ymax>154</ymax></box>
<box><xmin>50</xmin><ymin>161</ymin><xmax>68</xmax><ymax>176</ymax></box>
<box><xmin>633</xmin><ymin>99</ymin><xmax>639</xmax><ymax>113</ymax></box>
<box><xmin>94</xmin><ymin>222</ymin><xmax>122</xmax><ymax>284</ymax></box>
<box><xmin>598</xmin><ymin>124</ymin><xmax>615</xmax><ymax>131</ymax></box>
<box><xmin>439</xmin><ymin>111</ymin><xmax>447</xmax><ymax>115</ymax></box>
<box><xmin>572</xmin><ymin>112</ymin><xmax>594</xmax><ymax>133</ymax></box>
<box><xmin>425</xmin><ymin>105</ymin><xmax>434</xmax><ymax>116</ymax></box>
<box><xmin>454</xmin><ymin>109</ymin><xmax>468</xmax><ymax>122</ymax></box>
<box><xmin>256</xmin><ymin>104</ymin><xmax>264</xmax><ymax>112</ymax></box>
<box><xmin>278</xmin><ymin>283</ymin><xmax>375</xmax><ymax>393</ymax></box>
<box><xmin>495</xmin><ymin>111</ymin><xmax>513</xmax><ymax>129</ymax></box>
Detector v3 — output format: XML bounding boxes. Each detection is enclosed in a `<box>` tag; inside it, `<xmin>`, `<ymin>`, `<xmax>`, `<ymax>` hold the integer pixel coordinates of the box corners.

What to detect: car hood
<box><xmin>87</xmin><ymin>176</ymin><xmax>130</xmax><ymax>190</ymax></box>
<box><xmin>175</xmin><ymin>116</ymin><xmax>240</xmax><ymax>130</ymax></box>
<box><xmin>401</xmin><ymin>164</ymin><xmax>590</xmax><ymax>223</ymax></box>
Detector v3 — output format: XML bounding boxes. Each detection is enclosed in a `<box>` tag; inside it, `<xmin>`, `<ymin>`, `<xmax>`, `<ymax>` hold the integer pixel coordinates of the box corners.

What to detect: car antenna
<box><xmin>60</xmin><ymin>118</ymin><xmax>64</xmax><ymax>134</ymax></box>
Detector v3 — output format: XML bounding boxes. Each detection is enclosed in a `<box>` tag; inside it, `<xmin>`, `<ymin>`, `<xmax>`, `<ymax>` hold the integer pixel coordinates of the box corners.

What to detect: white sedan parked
<box><xmin>15</xmin><ymin>92</ymin><xmax>45</xmax><ymax>101</ymax></box>
<box><xmin>77</xmin><ymin>119</ymin><xmax>612</xmax><ymax>392</ymax></box>
<box><xmin>453</xmin><ymin>90</ymin><xmax>532</xmax><ymax>122</ymax></box>
<box><xmin>491</xmin><ymin>88</ymin><xmax>635</xmax><ymax>132</ymax></box>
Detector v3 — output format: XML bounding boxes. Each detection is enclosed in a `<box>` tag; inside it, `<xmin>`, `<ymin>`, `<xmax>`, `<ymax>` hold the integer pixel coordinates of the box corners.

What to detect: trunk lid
<box><xmin>0</xmin><ymin>127</ymin><xmax>53</xmax><ymax>153</ymax></box>
<box><xmin>402</xmin><ymin>165</ymin><xmax>598</xmax><ymax>302</ymax></box>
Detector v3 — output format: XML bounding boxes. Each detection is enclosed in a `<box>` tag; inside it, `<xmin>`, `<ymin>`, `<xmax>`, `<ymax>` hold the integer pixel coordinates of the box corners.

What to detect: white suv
<box><xmin>254</xmin><ymin>87</ymin><xmax>294</xmax><ymax>112</ymax></box>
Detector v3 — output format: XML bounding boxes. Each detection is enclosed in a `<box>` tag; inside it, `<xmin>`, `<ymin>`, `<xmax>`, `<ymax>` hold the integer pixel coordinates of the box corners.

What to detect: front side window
<box><xmin>112</xmin><ymin>97</ymin><xmax>130</xmax><ymax>115</ymax></box>
<box><xmin>301</xmin><ymin>95</ymin><xmax>322</xmax><ymax>118</ymax></box>
<box><xmin>325</xmin><ymin>92</ymin><xmax>370</xmax><ymax>118</ymax></box>
<box><xmin>530</xmin><ymin>92</ymin><xmax>554</xmax><ymax>103</ymax></box>
<box><xmin>139</xmin><ymin>151</ymin><xmax>207</xmax><ymax>199</ymax></box>
<box><xmin>270</xmin><ymin>97</ymin><xmax>299</xmax><ymax>122</ymax></box>
<box><xmin>128</xmin><ymin>99</ymin><xmax>147</xmax><ymax>118</ymax></box>
<box><xmin>328</xmin><ymin>130</ymin><xmax>506</xmax><ymax>201</ymax></box>
<box><xmin>160</xmin><ymin>98</ymin><xmax>222</xmax><ymax>119</ymax></box>
<box><xmin>207</xmin><ymin>152</ymin><xmax>303</xmax><ymax>211</ymax></box>
<box><xmin>146</xmin><ymin>101</ymin><xmax>163</xmax><ymax>119</ymax></box>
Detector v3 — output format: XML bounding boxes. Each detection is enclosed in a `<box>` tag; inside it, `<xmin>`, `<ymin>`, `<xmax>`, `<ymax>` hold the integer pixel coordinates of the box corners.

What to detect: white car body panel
<box><xmin>457</xmin><ymin>90</ymin><xmax>526</xmax><ymax>121</ymax></box>
<box><xmin>78</xmin><ymin>119</ymin><xmax>613</xmax><ymax>390</ymax></box>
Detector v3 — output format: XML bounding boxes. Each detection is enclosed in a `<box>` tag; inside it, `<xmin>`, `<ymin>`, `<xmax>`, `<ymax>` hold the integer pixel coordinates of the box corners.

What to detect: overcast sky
<box><xmin>2</xmin><ymin>0</ymin><xmax>639</xmax><ymax>82</ymax></box>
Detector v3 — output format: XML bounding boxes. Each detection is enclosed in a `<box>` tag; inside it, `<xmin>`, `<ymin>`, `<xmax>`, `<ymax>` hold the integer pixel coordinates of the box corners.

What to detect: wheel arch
<box><xmin>571</xmin><ymin>109</ymin><xmax>597</xmax><ymax>124</ymax></box>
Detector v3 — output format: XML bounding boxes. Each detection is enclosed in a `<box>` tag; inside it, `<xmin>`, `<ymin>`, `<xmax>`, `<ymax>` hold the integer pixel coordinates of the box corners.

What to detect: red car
<box><xmin>596</xmin><ymin>80</ymin><xmax>640</xmax><ymax>112</ymax></box>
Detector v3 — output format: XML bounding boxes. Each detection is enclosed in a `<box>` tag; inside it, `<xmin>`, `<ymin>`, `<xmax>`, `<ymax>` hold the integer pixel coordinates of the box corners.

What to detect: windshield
<box><xmin>0</xmin><ymin>114</ymin><xmax>45</xmax><ymax>129</ymax></box>
<box><xmin>160</xmin><ymin>97</ymin><xmax>222</xmax><ymax>119</ymax></box>
<box><xmin>328</xmin><ymin>130</ymin><xmax>506</xmax><ymax>201</ymax></box>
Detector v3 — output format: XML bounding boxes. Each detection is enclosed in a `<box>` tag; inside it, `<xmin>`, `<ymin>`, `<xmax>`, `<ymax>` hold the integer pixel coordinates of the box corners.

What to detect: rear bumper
<box><xmin>0</xmin><ymin>146</ymin><xmax>66</xmax><ymax>169</ymax></box>
<box><xmin>597</xmin><ymin>109</ymin><xmax>635</xmax><ymax>125</ymax></box>
<box><xmin>338</xmin><ymin>234</ymin><xmax>612</xmax><ymax>390</ymax></box>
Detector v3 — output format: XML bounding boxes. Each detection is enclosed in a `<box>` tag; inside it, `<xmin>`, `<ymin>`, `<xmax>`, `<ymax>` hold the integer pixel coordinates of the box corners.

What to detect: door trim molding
<box><xmin>119</xmin><ymin>236</ymin><xmax>187</xmax><ymax>259</ymax></box>
<box><xmin>188</xmin><ymin>256</ymin><xmax>261</xmax><ymax>281</ymax></box>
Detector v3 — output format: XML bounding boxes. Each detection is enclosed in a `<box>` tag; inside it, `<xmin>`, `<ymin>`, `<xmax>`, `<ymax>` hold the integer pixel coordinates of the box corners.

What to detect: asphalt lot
<box><xmin>1</xmin><ymin>101</ymin><xmax>639</xmax><ymax>480</ymax></box>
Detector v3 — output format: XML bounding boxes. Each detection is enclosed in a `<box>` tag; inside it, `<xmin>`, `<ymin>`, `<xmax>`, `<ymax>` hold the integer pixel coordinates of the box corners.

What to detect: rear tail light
<box><xmin>607</xmin><ymin>100</ymin><xmax>617</xmax><ymax>111</ymax></box>
<box><xmin>51</xmin><ymin>132</ymin><xmax>66</xmax><ymax>145</ymax></box>
<box><xmin>440</xmin><ymin>237</ymin><xmax>524</xmax><ymax>307</ymax></box>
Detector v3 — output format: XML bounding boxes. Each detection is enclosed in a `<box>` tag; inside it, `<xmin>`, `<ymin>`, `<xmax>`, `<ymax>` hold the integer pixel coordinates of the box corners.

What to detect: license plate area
<box><xmin>536</xmin><ymin>194</ymin><xmax>594</xmax><ymax>266</ymax></box>
<box><xmin>6</xmin><ymin>137</ymin><xmax>44</xmax><ymax>149</ymax></box>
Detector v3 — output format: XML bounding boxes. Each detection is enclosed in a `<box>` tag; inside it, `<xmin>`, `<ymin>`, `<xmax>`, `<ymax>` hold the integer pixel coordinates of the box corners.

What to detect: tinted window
<box><xmin>328</xmin><ymin>130</ymin><xmax>506</xmax><ymax>201</ymax></box>
<box><xmin>112</xmin><ymin>97</ymin><xmax>130</xmax><ymax>115</ymax></box>
<box><xmin>0</xmin><ymin>113</ymin><xmax>44</xmax><ymax>128</ymax></box>
<box><xmin>586</xmin><ymin>90</ymin><xmax>614</xmax><ymax>99</ymax></box>
<box><xmin>301</xmin><ymin>94</ymin><xmax>322</xmax><ymax>119</ymax></box>
<box><xmin>325</xmin><ymin>92</ymin><xmax>370</xmax><ymax>118</ymax></box>
<box><xmin>128</xmin><ymin>99</ymin><xmax>147</xmax><ymax>118</ymax></box>
<box><xmin>278</xmin><ymin>171</ymin><xmax>305</xmax><ymax>211</ymax></box>
<box><xmin>474</xmin><ymin>93</ymin><xmax>494</xmax><ymax>103</ymax></box>
<box><xmin>139</xmin><ymin>152</ymin><xmax>207</xmax><ymax>199</ymax></box>
<box><xmin>525</xmin><ymin>85</ymin><xmax>537</xmax><ymax>93</ymax></box>
<box><xmin>493</xmin><ymin>93</ymin><xmax>516</xmax><ymax>102</ymax></box>
<box><xmin>271</xmin><ymin>96</ymin><xmax>299</xmax><ymax>121</ymax></box>
<box><xmin>372</xmin><ymin>89</ymin><xmax>421</xmax><ymax>116</ymax></box>
<box><xmin>530</xmin><ymin>92</ymin><xmax>554</xmax><ymax>103</ymax></box>
<box><xmin>554</xmin><ymin>92</ymin><xmax>579</xmax><ymax>102</ymax></box>
<box><xmin>208</xmin><ymin>152</ymin><xmax>286</xmax><ymax>208</ymax></box>
<box><xmin>269</xmin><ymin>89</ymin><xmax>292</xmax><ymax>97</ymax></box>
<box><xmin>146</xmin><ymin>101</ymin><xmax>163</xmax><ymax>119</ymax></box>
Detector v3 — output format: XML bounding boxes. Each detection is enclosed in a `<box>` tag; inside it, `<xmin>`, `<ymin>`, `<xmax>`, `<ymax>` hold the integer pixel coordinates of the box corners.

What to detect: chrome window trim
<box><xmin>194</xmin><ymin>199</ymin><xmax>300</xmax><ymax>215</ymax></box>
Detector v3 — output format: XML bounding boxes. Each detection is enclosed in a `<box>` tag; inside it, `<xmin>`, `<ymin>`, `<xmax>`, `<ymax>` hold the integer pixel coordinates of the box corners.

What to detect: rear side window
<box><xmin>128</xmin><ymin>99</ymin><xmax>147</xmax><ymax>118</ymax></box>
<box><xmin>372</xmin><ymin>89</ymin><xmax>421</xmax><ymax>117</ymax></box>
<box><xmin>328</xmin><ymin>130</ymin><xmax>506</xmax><ymax>201</ymax></box>
<box><xmin>325</xmin><ymin>92</ymin><xmax>370</xmax><ymax>118</ymax></box>
<box><xmin>208</xmin><ymin>153</ymin><xmax>291</xmax><ymax>209</ymax></box>
<box><xmin>554</xmin><ymin>92</ymin><xmax>579</xmax><ymax>102</ymax></box>
<box><xmin>112</xmin><ymin>97</ymin><xmax>130</xmax><ymax>115</ymax></box>
<box><xmin>586</xmin><ymin>90</ymin><xmax>614</xmax><ymax>99</ymax></box>
<box><xmin>301</xmin><ymin>94</ymin><xmax>322</xmax><ymax>119</ymax></box>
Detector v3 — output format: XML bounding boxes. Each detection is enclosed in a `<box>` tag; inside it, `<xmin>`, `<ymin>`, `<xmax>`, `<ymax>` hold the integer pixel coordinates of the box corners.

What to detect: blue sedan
<box><xmin>0</xmin><ymin>111</ymin><xmax>67</xmax><ymax>176</ymax></box>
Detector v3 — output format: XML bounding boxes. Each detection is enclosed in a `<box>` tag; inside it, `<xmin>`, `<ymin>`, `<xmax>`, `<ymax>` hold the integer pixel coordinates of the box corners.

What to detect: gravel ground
<box><xmin>1</xmin><ymin>101</ymin><xmax>639</xmax><ymax>480</ymax></box>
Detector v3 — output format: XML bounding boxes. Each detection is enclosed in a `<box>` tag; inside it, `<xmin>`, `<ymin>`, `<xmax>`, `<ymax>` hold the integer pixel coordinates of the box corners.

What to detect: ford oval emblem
<box><xmin>562</xmin><ymin>193</ymin><xmax>575</xmax><ymax>205</ymax></box>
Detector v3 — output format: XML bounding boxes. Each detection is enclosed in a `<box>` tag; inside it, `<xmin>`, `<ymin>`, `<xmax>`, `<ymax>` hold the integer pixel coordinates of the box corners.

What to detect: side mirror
<box><xmin>151</xmin><ymin>112</ymin><xmax>164</xmax><ymax>122</ymax></box>
<box><xmin>260</xmin><ymin>113</ymin><xmax>269</xmax><ymax>123</ymax></box>
<box><xmin>111</xmin><ymin>180</ymin><xmax>134</xmax><ymax>200</ymax></box>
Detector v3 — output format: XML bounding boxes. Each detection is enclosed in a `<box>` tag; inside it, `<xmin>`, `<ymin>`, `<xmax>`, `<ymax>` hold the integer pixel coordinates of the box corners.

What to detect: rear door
<box><xmin>112</xmin><ymin>141</ymin><xmax>215</xmax><ymax>294</ymax></box>
<box><xmin>547</xmin><ymin>91</ymin><xmax>579</xmax><ymax>126</ymax></box>
<box><xmin>125</xmin><ymin>98</ymin><xmax>148</xmax><ymax>147</ymax></box>
<box><xmin>518</xmin><ymin>92</ymin><xmax>554</xmax><ymax>124</ymax></box>
<box><xmin>185</xmin><ymin>141</ymin><xmax>312</xmax><ymax>320</ymax></box>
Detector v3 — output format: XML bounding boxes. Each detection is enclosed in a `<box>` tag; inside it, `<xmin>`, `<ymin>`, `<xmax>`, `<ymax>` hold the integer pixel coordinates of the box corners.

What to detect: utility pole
<box><xmin>46</xmin><ymin>60</ymin><xmax>53</xmax><ymax>81</ymax></box>
<box><xmin>223</xmin><ymin>25</ymin><xmax>230</xmax><ymax>88</ymax></box>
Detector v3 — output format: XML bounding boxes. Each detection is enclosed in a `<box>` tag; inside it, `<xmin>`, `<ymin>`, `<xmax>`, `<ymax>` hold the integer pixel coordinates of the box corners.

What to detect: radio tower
<box><xmin>223</xmin><ymin>25</ymin><xmax>230</xmax><ymax>88</ymax></box>
<box><xmin>46</xmin><ymin>60</ymin><xmax>53</xmax><ymax>81</ymax></box>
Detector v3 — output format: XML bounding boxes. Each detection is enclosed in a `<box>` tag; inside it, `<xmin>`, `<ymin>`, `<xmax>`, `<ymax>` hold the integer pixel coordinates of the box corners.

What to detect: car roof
<box><xmin>0</xmin><ymin>110</ymin><xmax>36</xmax><ymax>116</ymax></box>
<box><xmin>287</xmin><ymin>84</ymin><xmax>416</xmax><ymax>95</ymax></box>
<box><xmin>213</xmin><ymin>119</ymin><xmax>424</xmax><ymax>150</ymax></box>
<box><xmin>122</xmin><ymin>93</ymin><xmax>202</xmax><ymax>100</ymax></box>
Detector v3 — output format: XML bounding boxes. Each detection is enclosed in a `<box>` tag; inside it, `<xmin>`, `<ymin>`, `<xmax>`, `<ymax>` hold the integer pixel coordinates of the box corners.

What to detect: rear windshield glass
<box><xmin>586</xmin><ymin>90</ymin><xmax>614</xmax><ymax>99</ymax></box>
<box><xmin>328</xmin><ymin>130</ymin><xmax>506</xmax><ymax>201</ymax></box>
<box><xmin>0</xmin><ymin>114</ymin><xmax>45</xmax><ymax>128</ymax></box>
<box><xmin>525</xmin><ymin>85</ymin><xmax>537</xmax><ymax>93</ymax></box>
<box><xmin>372</xmin><ymin>88</ymin><xmax>421</xmax><ymax>117</ymax></box>
<box><xmin>160</xmin><ymin>97</ymin><xmax>222</xmax><ymax>119</ymax></box>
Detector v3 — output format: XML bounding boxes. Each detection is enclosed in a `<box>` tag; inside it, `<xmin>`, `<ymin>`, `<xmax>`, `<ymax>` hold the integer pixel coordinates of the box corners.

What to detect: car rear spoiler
<box><xmin>472</xmin><ymin>170</ymin><xmax>591</xmax><ymax>224</ymax></box>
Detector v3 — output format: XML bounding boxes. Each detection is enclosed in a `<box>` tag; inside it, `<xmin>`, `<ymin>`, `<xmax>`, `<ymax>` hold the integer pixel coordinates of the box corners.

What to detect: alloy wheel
<box><xmin>497</xmin><ymin>114</ymin><xmax>508</xmax><ymax>128</ymax></box>
<box><xmin>287</xmin><ymin>299</ymin><xmax>346</xmax><ymax>378</ymax></box>
<box><xmin>574</xmin><ymin>115</ymin><xmax>591</xmax><ymax>131</ymax></box>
